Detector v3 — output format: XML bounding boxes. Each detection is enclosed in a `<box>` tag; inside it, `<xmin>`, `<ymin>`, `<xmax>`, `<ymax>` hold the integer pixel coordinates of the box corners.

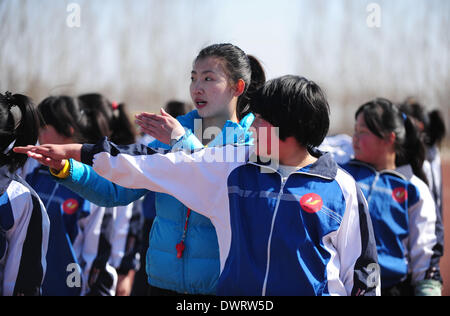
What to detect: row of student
<box><xmin>2</xmin><ymin>42</ymin><xmax>445</xmax><ymax>295</ymax></box>
<box><xmin>319</xmin><ymin>98</ymin><xmax>446</xmax><ymax>293</ymax></box>
<box><xmin>0</xmin><ymin>92</ymin><xmax>145</xmax><ymax>295</ymax></box>
<box><xmin>0</xmin><ymin>44</ymin><xmax>264</xmax><ymax>296</ymax></box>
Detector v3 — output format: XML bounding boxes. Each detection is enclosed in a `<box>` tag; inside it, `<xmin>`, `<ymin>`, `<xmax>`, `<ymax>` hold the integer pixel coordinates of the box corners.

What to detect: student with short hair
<box><xmin>0</xmin><ymin>92</ymin><xmax>50</xmax><ymax>296</ymax></box>
<box><xmin>16</xmin><ymin>75</ymin><xmax>380</xmax><ymax>296</ymax></box>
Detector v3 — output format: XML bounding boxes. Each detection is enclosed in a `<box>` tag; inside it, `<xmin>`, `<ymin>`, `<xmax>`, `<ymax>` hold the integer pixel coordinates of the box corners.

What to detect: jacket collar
<box><xmin>178</xmin><ymin>110</ymin><xmax>255</xmax><ymax>147</ymax></box>
<box><xmin>0</xmin><ymin>165</ymin><xmax>13</xmax><ymax>196</ymax></box>
<box><xmin>347</xmin><ymin>159</ymin><xmax>407</xmax><ymax>181</ymax></box>
<box><xmin>248</xmin><ymin>148</ymin><xmax>338</xmax><ymax>181</ymax></box>
<box><xmin>395</xmin><ymin>164</ymin><xmax>414</xmax><ymax>181</ymax></box>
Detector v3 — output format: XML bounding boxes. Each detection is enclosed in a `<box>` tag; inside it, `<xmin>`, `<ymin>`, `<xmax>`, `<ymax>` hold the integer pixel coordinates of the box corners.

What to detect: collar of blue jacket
<box><xmin>148</xmin><ymin>110</ymin><xmax>255</xmax><ymax>150</ymax></box>
<box><xmin>248</xmin><ymin>147</ymin><xmax>338</xmax><ymax>181</ymax></box>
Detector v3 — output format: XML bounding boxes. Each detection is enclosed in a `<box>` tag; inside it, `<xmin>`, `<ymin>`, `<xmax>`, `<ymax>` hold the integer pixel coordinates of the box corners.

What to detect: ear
<box><xmin>385</xmin><ymin>131</ymin><xmax>396</xmax><ymax>146</ymax></box>
<box><xmin>68</xmin><ymin>126</ymin><xmax>75</xmax><ymax>137</ymax></box>
<box><xmin>232</xmin><ymin>79</ymin><xmax>246</xmax><ymax>97</ymax></box>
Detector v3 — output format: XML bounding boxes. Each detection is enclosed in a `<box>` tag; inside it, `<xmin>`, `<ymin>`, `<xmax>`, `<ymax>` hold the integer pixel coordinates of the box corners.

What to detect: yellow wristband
<box><xmin>50</xmin><ymin>159</ymin><xmax>71</xmax><ymax>179</ymax></box>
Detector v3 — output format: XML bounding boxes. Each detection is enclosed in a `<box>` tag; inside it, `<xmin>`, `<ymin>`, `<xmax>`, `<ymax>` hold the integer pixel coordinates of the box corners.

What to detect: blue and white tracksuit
<box><xmin>78</xmin><ymin>140</ymin><xmax>380</xmax><ymax>296</ymax></box>
<box><xmin>0</xmin><ymin>165</ymin><xmax>50</xmax><ymax>296</ymax></box>
<box><xmin>26</xmin><ymin>166</ymin><xmax>118</xmax><ymax>296</ymax></box>
<box><xmin>52</xmin><ymin>110</ymin><xmax>255</xmax><ymax>295</ymax></box>
<box><xmin>341</xmin><ymin>160</ymin><xmax>442</xmax><ymax>289</ymax></box>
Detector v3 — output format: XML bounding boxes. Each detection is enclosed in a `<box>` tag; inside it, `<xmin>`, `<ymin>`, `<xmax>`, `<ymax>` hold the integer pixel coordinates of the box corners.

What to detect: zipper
<box><xmin>261</xmin><ymin>176</ymin><xmax>287</xmax><ymax>296</ymax></box>
<box><xmin>367</xmin><ymin>172</ymin><xmax>379</xmax><ymax>204</ymax></box>
<box><xmin>45</xmin><ymin>183</ymin><xmax>59</xmax><ymax>210</ymax></box>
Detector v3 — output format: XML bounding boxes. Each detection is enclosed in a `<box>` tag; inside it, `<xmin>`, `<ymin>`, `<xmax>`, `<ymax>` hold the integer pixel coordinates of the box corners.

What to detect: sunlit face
<box><xmin>39</xmin><ymin>125</ymin><xmax>71</xmax><ymax>145</ymax></box>
<box><xmin>352</xmin><ymin>113</ymin><xmax>387</xmax><ymax>165</ymax></box>
<box><xmin>250</xmin><ymin>114</ymin><xmax>280</xmax><ymax>159</ymax></box>
<box><xmin>190</xmin><ymin>57</ymin><xmax>236</xmax><ymax>119</ymax></box>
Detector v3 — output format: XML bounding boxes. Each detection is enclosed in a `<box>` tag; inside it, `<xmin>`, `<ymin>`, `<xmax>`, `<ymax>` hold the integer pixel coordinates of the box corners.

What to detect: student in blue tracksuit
<box><xmin>26</xmin><ymin>95</ymin><xmax>105</xmax><ymax>296</ymax></box>
<box><xmin>16</xmin><ymin>75</ymin><xmax>380</xmax><ymax>296</ymax></box>
<box><xmin>341</xmin><ymin>98</ymin><xmax>442</xmax><ymax>296</ymax></box>
<box><xmin>399</xmin><ymin>99</ymin><xmax>446</xmax><ymax>263</ymax></box>
<box><xmin>18</xmin><ymin>44</ymin><xmax>266</xmax><ymax>296</ymax></box>
<box><xmin>0</xmin><ymin>92</ymin><xmax>50</xmax><ymax>296</ymax></box>
<box><xmin>27</xmin><ymin>94</ymin><xmax>138</xmax><ymax>296</ymax></box>
<box><xmin>77</xmin><ymin>93</ymin><xmax>141</xmax><ymax>297</ymax></box>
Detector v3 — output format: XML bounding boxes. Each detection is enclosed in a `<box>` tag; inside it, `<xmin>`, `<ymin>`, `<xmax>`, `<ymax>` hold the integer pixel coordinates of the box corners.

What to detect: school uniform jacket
<box><xmin>26</xmin><ymin>166</ymin><xmax>117</xmax><ymax>296</ymax></box>
<box><xmin>0</xmin><ymin>165</ymin><xmax>50</xmax><ymax>296</ymax></box>
<box><xmin>342</xmin><ymin>160</ymin><xmax>441</xmax><ymax>289</ymax></box>
<box><xmin>78</xmin><ymin>139</ymin><xmax>380</xmax><ymax>296</ymax></box>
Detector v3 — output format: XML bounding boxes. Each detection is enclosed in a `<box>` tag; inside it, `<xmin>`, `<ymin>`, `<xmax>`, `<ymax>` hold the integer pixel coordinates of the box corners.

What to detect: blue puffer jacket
<box><xmin>54</xmin><ymin>110</ymin><xmax>255</xmax><ymax>295</ymax></box>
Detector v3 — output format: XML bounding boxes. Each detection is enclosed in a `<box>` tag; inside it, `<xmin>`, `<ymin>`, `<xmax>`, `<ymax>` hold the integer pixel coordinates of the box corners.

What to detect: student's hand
<box><xmin>13</xmin><ymin>144</ymin><xmax>83</xmax><ymax>170</ymax></box>
<box><xmin>135</xmin><ymin>108</ymin><xmax>185</xmax><ymax>145</ymax></box>
<box><xmin>116</xmin><ymin>270</ymin><xmax>136</xmax><ymax>296</ymax></box>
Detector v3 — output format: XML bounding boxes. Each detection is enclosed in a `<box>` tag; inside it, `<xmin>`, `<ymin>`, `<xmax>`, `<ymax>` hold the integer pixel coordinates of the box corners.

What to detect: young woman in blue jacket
<box><xmin>20</xmin><ymin>43</ymin><xmax>266</xmax><ymax>295</ymax></box>
<box><xmin>341</xmin><ymin>98</ymin><xmax>442</xmax><ymax>295</ymax></box>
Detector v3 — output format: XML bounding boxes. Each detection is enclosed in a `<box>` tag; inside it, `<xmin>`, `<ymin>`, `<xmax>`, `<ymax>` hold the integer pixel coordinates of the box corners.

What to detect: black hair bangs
<box><xmin>249</xmin><ymin>75</ymin><xmax>330</xmax><ymax>148</ymax></box>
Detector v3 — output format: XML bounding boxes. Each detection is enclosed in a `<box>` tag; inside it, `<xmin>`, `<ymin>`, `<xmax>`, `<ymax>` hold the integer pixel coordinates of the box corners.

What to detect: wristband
<box><xmin>50</xmin><ymin>159</ymin><xmax>71</xmax><ymax>179</ymax></box>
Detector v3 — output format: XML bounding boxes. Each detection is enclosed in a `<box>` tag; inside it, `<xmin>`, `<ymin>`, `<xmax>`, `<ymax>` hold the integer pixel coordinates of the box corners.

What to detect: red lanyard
<box><xmin>176</xmin><ymin>209</ymin><xmax>191</xmax><ymax>259</ymax></box>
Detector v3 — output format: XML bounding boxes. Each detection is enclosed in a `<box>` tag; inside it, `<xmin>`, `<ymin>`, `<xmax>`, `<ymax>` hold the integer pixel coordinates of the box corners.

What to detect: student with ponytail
<box><xmin>0</xmin><ymin>92</ymin><xmax>50</xmax><ymax>296</ymax></box>
<box><xmin>19</xmin><ymin>43</ymin><xmax>266</xmax><ymax>295</ymax></box>
<box><xmin>342</xmin><ymin>98</ymin><xmax>442</xmax><ymax>295</ymax></box>
<box><xmin>399</xmin><ymin>98</ymin><xmax>446</xmax><ymax>222</ymax></box>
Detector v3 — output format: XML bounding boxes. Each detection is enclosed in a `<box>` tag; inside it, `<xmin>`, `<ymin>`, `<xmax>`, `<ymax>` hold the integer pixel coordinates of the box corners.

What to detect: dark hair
<box><xmin>399</xmin><ymin>98</ymin><xmax>446</xmax><ymax>147</ymax></box>
<box><xmin>78</xmin><ymin>93</ymin><xmax>136</xmax><ymax>145</ymax></box>
<box><xmin>356</xmin><ymin>98</ymin><xmax>428</xmax><ymax>184</ymax></box>
<box><xmin>249</xmin><ymin>75</ymin><xmax>330</xmax><ymax>148</ymax></box>
<box><xmin>37</xmin><ymin>95</ymin><xmax>88</xmax><ymax>143</ymax></box>
<box><xmin>195</xmin><ymin>43</ymin><xmax>266</xmax><ymax>120</ymax></box>
<box><xmin>164</xmin><ymin>100</ymin><xmax>193</xmax><ymax>118</ymax></box>
<box><xmin>0</xmin><ymin>92</ymin><xmax>41</xmax><ymax>172</ymax></box>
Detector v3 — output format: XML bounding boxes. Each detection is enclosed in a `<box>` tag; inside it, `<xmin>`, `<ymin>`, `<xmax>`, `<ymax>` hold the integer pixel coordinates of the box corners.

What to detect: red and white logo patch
<box><xmin>300</xmin><ymin>193</ymin><xmax>323</xmax><ymax>214</ymax></box>
<box><xmin>62</xmin><ymin>198</ymin><xmax>79</xmax><ymax>215</ymax></box>
<box><xmin>392</xmin><ymin>187</ymin><xmax>408</xmax><ymax>204</ymax></box>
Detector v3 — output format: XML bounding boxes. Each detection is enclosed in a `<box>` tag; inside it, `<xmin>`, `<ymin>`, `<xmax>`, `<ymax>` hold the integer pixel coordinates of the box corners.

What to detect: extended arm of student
<box><xmin>53</xmin><ymin>159</ymin><xmax>148</xmax><ymax>207</ymax></box>
<box><xmin>14</xmin><ymin>128</ymin><xmax>205</xmax><ymax>208</ymax></box>
<box><xmin>81</xmin><ymin>138</ymin><xmax>245</xmax><ymax>220</ymax></box>
<box><xmin>14</xmin><ymin>143</ymin><xmax>151</xmax><ymax>207</ymax></box>
<box><xmin>55</xmin><ymin>131</ymin><xmax>207</xmax><ymax>207</ymax></box>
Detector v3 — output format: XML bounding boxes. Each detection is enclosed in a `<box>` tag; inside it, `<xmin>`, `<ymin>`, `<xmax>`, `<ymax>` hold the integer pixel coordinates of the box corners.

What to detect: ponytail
<box><xmin>427</xmin><ymin>109</ymin><xmax>446</xmax><ymax>147</ymax></box>
<box><xmin>399</xmin><ymin>98</ymin><xmax>446</xmax><ymax>148</ymax></box>
<box><xmin>0</xmin><ymin>92</ymin><xmax>40</xmax><ymax>172</ymax></box>
<box><xmin>396</xmin><ymin>115</ymin><xmax>428</xmax><ymax>185</ymax></box>
<box><xmin>78</xmin><ymin>93</ymin><xmax>136</xmax><ymax>145</ymax></box>
<box><xmin>110</xmin><ymin>102</ymin><xmax>136</xmax><ymax>145</ymax></box>
<box><xmin>237</xmin><ymin>55</ymin><xmax>266</xmax><ymax>120</ymax></box>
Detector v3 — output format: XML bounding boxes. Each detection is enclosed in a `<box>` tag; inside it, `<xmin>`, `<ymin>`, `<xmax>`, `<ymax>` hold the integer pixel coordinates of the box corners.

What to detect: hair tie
<box><xmin>112</xmin><ymin>101</ymin><xmax>119</xmax><ymax>111</ymax></box>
